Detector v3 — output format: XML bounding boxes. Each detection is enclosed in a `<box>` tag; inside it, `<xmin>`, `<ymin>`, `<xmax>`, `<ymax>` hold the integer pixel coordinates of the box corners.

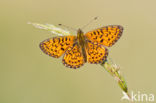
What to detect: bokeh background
<box><xmin>0</xmin><ymin>0</ymin><xmax>156</xmax><ymax>103</ymax></box>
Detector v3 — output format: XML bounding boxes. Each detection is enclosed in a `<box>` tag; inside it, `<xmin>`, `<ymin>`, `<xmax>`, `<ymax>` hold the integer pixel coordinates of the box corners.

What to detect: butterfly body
<box><xmin>77</xmin><ymin>29</ymin><xmax>87</xmax><ymax>63</ymax></box>
<box><xmin>40</xmin><ymin>25</ymin><xmax>123</xmax><ymax>69</ymax></box>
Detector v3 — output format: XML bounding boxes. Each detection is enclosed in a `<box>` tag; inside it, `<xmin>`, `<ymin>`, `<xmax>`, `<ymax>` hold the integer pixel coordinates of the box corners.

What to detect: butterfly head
<box><xmin>77</xmin><ymin>28</ymin><xmax>83</xmax><ymax>35</ymax></box>
<box><xmin>77</xmin><ymin>28</ymin><xmax>85</xmax><ymax>40</ymax></box>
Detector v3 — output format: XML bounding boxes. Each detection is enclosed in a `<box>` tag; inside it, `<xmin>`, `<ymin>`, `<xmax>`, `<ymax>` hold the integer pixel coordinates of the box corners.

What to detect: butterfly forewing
<box><xmin>40</xmin><ymin>36</ymin><xmax>76</xmax><ymax>58</ymax></box>
<box><xmin>85</xmin><ymin>25</ymin><xmax>123</xmax><ymax>47</ymax></box>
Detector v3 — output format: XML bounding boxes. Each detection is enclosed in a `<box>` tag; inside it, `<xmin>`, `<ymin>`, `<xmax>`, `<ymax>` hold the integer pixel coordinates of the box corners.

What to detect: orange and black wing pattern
<box><xmin>62</xmin><ymin>43</ymin><xmax>84</xmax><ymax>69</ymax></box>
<box><xmin>86</xmin><ymin>40</ymin><xmax>108</xmax><ymax>64</ymax></box>
<box><xmin>40</xmin><ymin>36</ymin><xmax>75</xmax><ymax>58</ymax></box>
<box><xmin>85</xmin><ymin>25</ymin><xmax>123</xmax><ymax>47</ymax></box>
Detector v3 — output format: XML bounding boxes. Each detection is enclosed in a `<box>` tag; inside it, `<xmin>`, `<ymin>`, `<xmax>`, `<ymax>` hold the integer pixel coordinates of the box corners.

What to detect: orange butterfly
<box><xmin>40</xmin><ymin>25</ymin><xmax>123</xmax><ymax>69</ymax></box>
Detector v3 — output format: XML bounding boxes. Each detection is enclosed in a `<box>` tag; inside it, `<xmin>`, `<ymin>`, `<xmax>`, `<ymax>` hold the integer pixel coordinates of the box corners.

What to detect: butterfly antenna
<box><xmin>58</xmin><ymin>24</ymin><xmax>77</xmax><ymax>31</ymax></box>
<box><xmin>81</xmin><ymin>16</ymin><xmax>98</xmax><ymax>29</ymax></box>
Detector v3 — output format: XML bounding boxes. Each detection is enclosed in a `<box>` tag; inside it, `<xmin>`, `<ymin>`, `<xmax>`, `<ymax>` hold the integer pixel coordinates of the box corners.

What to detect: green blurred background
<box><xmin>0</xmin><ymin>0</ymin><xmax>156</xmax><ymax>103</ymax></box>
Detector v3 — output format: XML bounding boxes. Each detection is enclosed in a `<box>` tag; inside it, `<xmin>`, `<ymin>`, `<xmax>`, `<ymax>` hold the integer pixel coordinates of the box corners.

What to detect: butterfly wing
<box><xmin>62</xmin><ymin>43</ymin><xmax>84</xmax><ymax>69</ymax></box>
<box><xmin>85</xmin><ymin>25</ymin><xmax>123</xmax><ymax>47</ymax></box>
<box><xmin>40</xmin><ymin>36</ymin><xmax>76</xmax><ymax>58</ymax></box>
<box><xmin>86</xmin><ymin>40</ymin><xmax>108</xmax><ymax>64</ymax></box>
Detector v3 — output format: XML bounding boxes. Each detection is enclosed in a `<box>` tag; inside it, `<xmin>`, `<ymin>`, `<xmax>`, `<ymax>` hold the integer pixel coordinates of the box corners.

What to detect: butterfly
<box><xmin>39</xmin><ymin>25</ymin><xmax>123</xmax><ymax>69</ymax></box>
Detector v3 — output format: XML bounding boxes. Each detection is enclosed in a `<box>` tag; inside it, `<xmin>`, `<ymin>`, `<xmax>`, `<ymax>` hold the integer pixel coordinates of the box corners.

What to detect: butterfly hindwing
<box><xmin>85</xmin><ymin>25</ymin><xmax>123</xmax><ymax>47</ymax></box>
<box><xmin>62</xmin><ymin>43</ymin><xmax>84</xmax><ymax>69</ymax></box>
<box><xmin>86</xmin><ymin>40</ymin><xmax>108</xmax><ymax>64</ymax></box>
<box><xmin>40</xmin><ymin>36</ymin><xmax>76</xmax><ymax>58</ymax></box>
